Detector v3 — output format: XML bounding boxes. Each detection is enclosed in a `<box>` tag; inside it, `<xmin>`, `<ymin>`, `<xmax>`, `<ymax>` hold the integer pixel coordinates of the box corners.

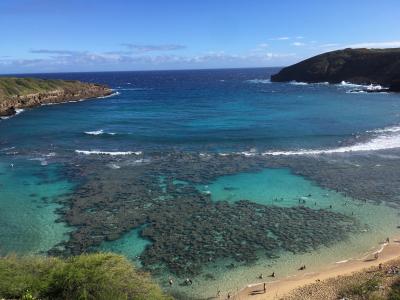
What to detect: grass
<box><xmin>339</xmin><ymin>275</ymin><xmax>383</xmax><ymax>300</ymax></box>
<box><xmin>0</xmin><ymin>77</ymin><xmax>93</xmax><ymax>99</ymax></box>
<box><xmin>0</xmin><ymin>253</ymin><xmax>172</xmax><ymax>300</ymax></box>
<box><xmin>388</xmin><ymin>279</ymin><xmax>400</xmax><ymax>300</ymax></box>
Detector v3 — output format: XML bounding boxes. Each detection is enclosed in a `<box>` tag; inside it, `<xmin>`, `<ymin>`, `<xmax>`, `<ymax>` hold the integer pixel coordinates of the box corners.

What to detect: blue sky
<box><xmin>1</xmin><ymin>0</ymin><xmax>400</xmax><ymax>73</ymax></box>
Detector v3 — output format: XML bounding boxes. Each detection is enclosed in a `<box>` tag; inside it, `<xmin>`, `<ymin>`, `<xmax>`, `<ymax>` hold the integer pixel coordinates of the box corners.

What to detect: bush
<box><xmin>388</xmin><ymin>279</ymin><xmax>400</xmax><ymax>300</ymax></box>
<box><xmin>339</xmin><ymin>276</ymin><xmax>382</xmax><ymax>299</ymax></box>
<box><xmin>0</xmin><ymin>253</ymin><xmax>172</xmax><ymax>300</ymax></box>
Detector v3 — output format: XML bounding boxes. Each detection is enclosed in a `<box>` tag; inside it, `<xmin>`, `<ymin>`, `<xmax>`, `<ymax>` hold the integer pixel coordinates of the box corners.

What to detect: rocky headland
<box><xmin>0</xmin><ymin>77</ymin><xmax>112</xmax><ymax>117</ymax></box>
<box><xmin>271</xmin><ymin>48</ymin><xmax>400</xmax><ymax>91</ymax></box>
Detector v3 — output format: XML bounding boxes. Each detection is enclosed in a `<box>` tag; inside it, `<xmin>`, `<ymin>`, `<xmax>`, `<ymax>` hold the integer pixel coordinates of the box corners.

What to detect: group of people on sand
<box><xmin>168</xmin><ymin>238</ymin><xmax>392</xmax><ymax>299</ymax></box>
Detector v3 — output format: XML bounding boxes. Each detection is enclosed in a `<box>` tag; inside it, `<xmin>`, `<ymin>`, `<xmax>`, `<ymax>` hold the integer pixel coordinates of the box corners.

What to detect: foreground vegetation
<box><xmin>0</xmin><ymin>253</ymin><xmax>172</xmax><ymax>300</ymax></box>
<box><xmin>285</xmin><ymin>258</ymin><xmax>400</xmax><ymax>300</ymax></box>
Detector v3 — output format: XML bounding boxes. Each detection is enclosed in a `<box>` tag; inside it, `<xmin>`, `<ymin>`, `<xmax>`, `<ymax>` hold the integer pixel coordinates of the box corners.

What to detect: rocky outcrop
<box><xmin>0</xmin><ymin>78</ymin><xmax>112</xmax><ymax>117</ymax></box>
<box><xmin>271</xmin><ymin>48</ymin><xmax>400</xmax><ymax>91</ymax></box>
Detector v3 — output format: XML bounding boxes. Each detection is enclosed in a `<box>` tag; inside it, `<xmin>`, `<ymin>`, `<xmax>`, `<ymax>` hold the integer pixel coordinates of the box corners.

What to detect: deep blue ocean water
<box><xmin>2</xmin><ymin>68</ymin><xmax>400</xmax><ymax>155</ymax></box>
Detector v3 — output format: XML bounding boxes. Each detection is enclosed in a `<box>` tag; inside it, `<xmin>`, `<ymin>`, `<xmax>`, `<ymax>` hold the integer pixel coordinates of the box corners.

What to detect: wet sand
<box><xmin>234</xmin><ymin>237</ymin><xmax>400</xmax><ymax>300</ymax></box>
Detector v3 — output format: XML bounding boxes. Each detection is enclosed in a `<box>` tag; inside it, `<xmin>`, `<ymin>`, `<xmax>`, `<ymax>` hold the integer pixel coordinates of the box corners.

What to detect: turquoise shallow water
<box><xmin>166</xmin><ymin>168</ymin><xmax>399</xmax><ymax>298</ymax></box>
<box><xmin>99</xmin><ymin>227</ymin><xmax>150</xmax><ymax>266</ymax></box>
<box><xmin>0</xmin><ymin>160</ymin><xmax>73</xmax><ymax>255</ymax></box>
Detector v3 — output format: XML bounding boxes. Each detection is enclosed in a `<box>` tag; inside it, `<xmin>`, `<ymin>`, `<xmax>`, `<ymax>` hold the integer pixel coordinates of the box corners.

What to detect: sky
<box><xmin>0</xmin><ymin>0</ymin><xmax>400</xmax><ymax>74</ymax></box>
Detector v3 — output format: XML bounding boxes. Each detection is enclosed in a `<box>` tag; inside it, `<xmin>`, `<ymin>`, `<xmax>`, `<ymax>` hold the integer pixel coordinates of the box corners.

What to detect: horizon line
<box><xmin>0</xmin><ymin>66</ymin><xmax>284</xmax><ymax>77</ymax></box>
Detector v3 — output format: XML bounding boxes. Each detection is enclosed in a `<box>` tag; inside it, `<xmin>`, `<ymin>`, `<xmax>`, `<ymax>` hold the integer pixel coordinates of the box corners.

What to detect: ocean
<box><xmin>1</xmin><ymin>68</ymin><xmax>400</xmax><ymax>299</ymax></box>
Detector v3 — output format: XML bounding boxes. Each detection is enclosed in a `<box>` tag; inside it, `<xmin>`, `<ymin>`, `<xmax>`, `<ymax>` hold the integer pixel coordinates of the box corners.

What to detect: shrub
<box><xmin>339</xmin><ymin>276</ymin><xmax>382</xmax><ymax>299</ymax></box>
<box><xmin>0</xmin><ymin>253</ymin><xmax>171</xmax><ymax>300</ymax></box>
<box><xmin>388</xmin><ymin>278</ymin><xmax>400</xmax><ymax>300</ymax></box>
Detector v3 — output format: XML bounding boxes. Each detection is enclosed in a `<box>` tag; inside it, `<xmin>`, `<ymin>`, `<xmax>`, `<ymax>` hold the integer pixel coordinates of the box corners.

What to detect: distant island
<box><xmin>271</xmin><ymin>48</ymin><xmax>400</xmax><ymax>91</ymax></box>
<box><xmin>0</xmin><ymin>77</ymin><xmax>112</xmax><ymax>117</ymax></box>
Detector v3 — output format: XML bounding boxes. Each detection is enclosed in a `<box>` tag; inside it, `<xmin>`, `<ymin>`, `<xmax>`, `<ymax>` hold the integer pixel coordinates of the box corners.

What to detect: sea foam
<box><xmin>84</xmin><ymin>129</ymin><xmax>117</xmax><ymax>136</ymax></box>
<box><xmin>97</xmin><ymin>91</ymin><xmax>120</xmax><ymax>99</ymax></box>
<box><xmin>245</xmin><ymin>79</ymin><xmax>271</xmax><ymax>84</ymax></box>
<box><xmin>289</xmin><ymin>81</ymin><xmax>309</xmax><ymax>86</ymax></box>
<box><xmin>262</xmin><ymin>125</ymin><xmax>400</xmax><ymax>156</ymax></box>
<box><xmin>75</xmin><ymin>150</ymin><xmax>142</xmax><ymax>156</ymax></box>
<box><xmin>0</xmin><ymin>108</ymin><xmax>25</xmax><ymax>120</ymax></box>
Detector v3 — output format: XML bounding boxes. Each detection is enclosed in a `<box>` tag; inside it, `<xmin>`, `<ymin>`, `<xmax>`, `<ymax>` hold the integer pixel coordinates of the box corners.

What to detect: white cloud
<box><xmin>346</xmin><ymin>41</ymin><xmax>400</xmax><ymax>49</ymax></box>
<box><xmin>121</xmin><ymin>44</ymin><xmax>186</xmax><ymax>52</ymax></box>
<box><xmin>0</xmin><ymin>47</ymin><xmax>296</xmax><ymax>73</ymax></box>
<box><xmin>292</xmin><ymin>42</ymin><xmax>305</xmax><ymax>47</ymax></box>
<box><xmin>270</xmin><ymin>36</ymin><xmax>290</xmax><ymax>41</ymax></box>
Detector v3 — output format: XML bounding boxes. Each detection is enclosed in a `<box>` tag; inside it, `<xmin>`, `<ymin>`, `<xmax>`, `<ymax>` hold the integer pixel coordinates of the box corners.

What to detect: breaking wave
<box><xmin>97</xmin><ymin>91</ymin><xmax>120</xmax><ymax>99</ymax></box>
<box><xmin>84</xmin><ymin>129</ymin><xmax>116</xmax><ymax>136</ymax></box>
<box><xmin>262</xmin><ymin>125</ymin><xmax>400</xmax><ymax>156</ymax></box>
<box><xmin>0</xmin><ymin>108</ymin><xmax>25</xmax><ymax>120</ymax></box>
<box><xmin>289</xmin><ymin>81</ymin><xmax>308</xmax><ymax>86</ymax></box>
<box><xmin>245</xmin><ymin>79</ymin><xmax>271</xmax><ymax>84</ymax></box>
<box><xmin>75</xmin><ymin>150</ymin><xmax>142</xmax><ymax>156</ymax></box>
<box><xmin>339</xmin><ymin>81</ymin><xmax>387</xmax><ymax>92</ymax></box>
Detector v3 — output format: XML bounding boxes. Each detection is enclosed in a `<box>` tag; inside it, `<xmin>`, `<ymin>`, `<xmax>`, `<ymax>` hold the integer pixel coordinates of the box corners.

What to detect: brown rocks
<box><xmin>0</xmin><ymin>78</ymin><xmax>112</xmax><ymax>117</ymax></box>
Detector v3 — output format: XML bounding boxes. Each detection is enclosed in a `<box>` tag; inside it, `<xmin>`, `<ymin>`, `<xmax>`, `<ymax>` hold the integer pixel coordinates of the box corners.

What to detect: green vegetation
<box><xmin>0</xmin><ymin>77</ymin><xmax>90</xmax><ymax>99</ymax></box>
<box><xmin>0</xmin><ymin>252</ymin><xmax>172</xmax><ymax>300</ymax></box>
<box><xmin>388</xmin><ymin>279</ymin><xmax>400</xmax><ymax>300</ymax></box>
<box><xmin>339</xmin><ymin>275</ymin><xmax>383</xmax><ymax>300</ymax></box>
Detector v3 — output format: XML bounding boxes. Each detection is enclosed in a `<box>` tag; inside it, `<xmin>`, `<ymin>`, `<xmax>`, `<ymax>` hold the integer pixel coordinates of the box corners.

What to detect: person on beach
<box><xmin>263</xmin><ymin>282</ymin><xmax>266</xmax><ymax>293</ymax></box>
<box><xmin>270</xmin><ymin>271</ymin><xmax>275</xmax><ymax>277</ymax></box>
<box><xmin>227</xmin><ymin>292</ymin><xmax>231</xmax><ymax>299</ymax></box>
<box><xmin>386</xmin><ymin>237</ymin><xmax>390</xmax><ymax>243</ymax></box>
<box><xmin>259</xmin><ymin>273</ymin><xmax>263</xmax><ymax>279</ymax></box>
<box><xmin>374</xmin><ymin>253</ymin><xmax>379</xmax><ymax>260</ymax></box>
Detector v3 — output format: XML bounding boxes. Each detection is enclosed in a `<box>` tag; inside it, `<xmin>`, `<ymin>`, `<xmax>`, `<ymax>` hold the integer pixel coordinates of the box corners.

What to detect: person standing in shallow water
<box><xmin>263</xmin><ymin>282</ymin><xmax>266</xmax><ymax>293</ymax></box>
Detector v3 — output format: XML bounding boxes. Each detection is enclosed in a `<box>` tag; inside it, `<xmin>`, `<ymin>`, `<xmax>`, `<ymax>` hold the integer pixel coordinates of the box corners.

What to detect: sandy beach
<box><xmin>232</xmin><ymin>237</ymin><xmax>400</xmax><ymax>300</ymax></box>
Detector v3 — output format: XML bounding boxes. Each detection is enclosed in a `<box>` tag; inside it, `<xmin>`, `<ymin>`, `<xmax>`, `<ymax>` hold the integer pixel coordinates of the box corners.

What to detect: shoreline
<box><xmin>234</xmin><ymin>236</ymin><xmax>400</xmax><ymax>300</ymax></box>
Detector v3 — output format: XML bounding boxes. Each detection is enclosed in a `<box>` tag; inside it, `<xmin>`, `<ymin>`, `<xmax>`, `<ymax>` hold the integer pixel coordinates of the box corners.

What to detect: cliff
<box><xmin>271</xmin><ymin>48</ymin><xmax>400</xmax><ymax>91</ymax></box>
<box><xmin>0</xmin><ymin>77</ymin><xmax>112</xmax><ymax>117</ymax></box>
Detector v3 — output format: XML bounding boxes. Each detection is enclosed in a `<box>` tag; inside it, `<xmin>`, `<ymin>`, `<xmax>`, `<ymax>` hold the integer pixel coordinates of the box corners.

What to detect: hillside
<box><xmin>271</xmin><ymin>48</ymin><xmax>400</xmax><ymax>91</ymax></box>
<box><xmin>0</xmin><ymin>77</ymin><xmax>112</xmax><ymax>117</ymax></box>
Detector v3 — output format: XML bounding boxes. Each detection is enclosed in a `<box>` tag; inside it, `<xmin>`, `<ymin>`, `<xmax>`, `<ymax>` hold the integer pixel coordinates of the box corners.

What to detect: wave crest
<box><xmin>263</xmin><ymin>125</ymin><xmax>400</xmax><ymax>156</ymax></box>
<box><xmin>84</xmin><ymin>129</ymin><xmax>116</xmax><ymax>136</ymax></box>
<box><xmin>245</xmin><ymin>79</ymin><xmax>271</xmax><ymax>84</ymax></box>
<box><xmin>75</xmin><ymin>150</ymin><xmax>142</xmax><ymax>156</ymax></box>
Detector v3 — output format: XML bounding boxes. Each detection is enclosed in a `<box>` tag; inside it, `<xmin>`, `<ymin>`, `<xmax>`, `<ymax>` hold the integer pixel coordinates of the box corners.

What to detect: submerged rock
<box><xmin>50</xmin><ymin>153</ymin><xmax>360</xmax><ymax>277</ymax></box>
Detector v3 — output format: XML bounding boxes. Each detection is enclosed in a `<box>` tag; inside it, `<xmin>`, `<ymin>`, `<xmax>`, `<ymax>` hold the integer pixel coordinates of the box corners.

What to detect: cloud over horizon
<box><xmin>0</xmin><ymin>43</ymin><xmax>296</xmax><ymax>73</ymax></box>
<box><xmin>2</xmin><ymin>39</ymin><xmax>400</xmax><ymax>74</ymax></box>
<box><xmin>121</xmin><ymin>44</ymin><xmax>186</xmax><ymax>53</ymax></box>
